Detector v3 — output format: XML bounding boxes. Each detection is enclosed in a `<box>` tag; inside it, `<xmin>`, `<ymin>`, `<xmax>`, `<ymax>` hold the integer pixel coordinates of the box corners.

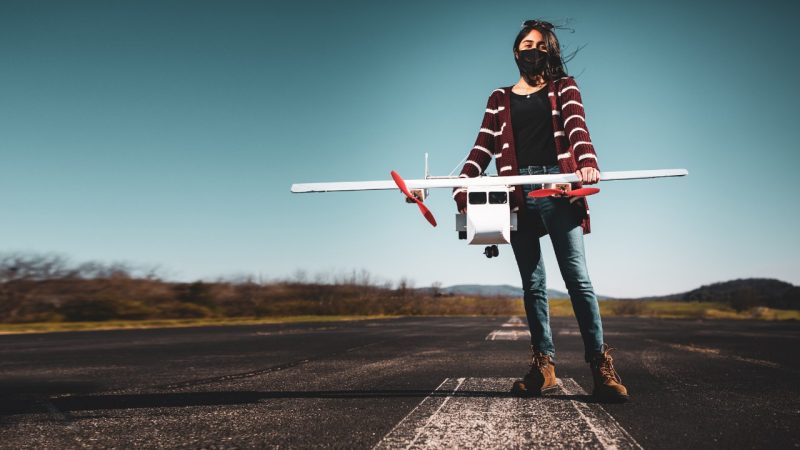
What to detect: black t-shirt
<box><xmin>510</xmin><ymin>87</ymin><xmax>558</xmax><ymax>166</ymax></box>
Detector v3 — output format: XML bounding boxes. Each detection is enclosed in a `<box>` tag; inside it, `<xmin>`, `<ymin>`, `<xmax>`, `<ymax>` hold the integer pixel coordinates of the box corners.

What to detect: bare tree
<box><xmin>291</xmin><ymin>269</ymin><xmax>308</xmax><ymax>284</ymax></box>
<box><xmin>431</xmin><ymin>281</ymin><xmax>443</xmax><ymax>297</ymax></box>
<box><xmin>396</xmin><ymin>277</ymin><xmax>415</xmax><ymax>298</ymax></box>
<box><xmin>0</xmin><ymin>251</ymin><xmax>75</xmax><ymax>281</ymax></box>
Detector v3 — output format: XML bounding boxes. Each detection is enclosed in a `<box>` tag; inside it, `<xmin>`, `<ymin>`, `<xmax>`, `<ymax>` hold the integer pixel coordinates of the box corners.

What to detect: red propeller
<box><xmin>568</xmin><ymin>187</ymin><xmax>600</xmax><ymax>197</ymax></box>
<box><xmin>528</xmin><ymin>188</ymin><xmax>564</xmax><ymax>198</ymax></box>
<box><xmin>390</xmin><ymin>170</ymin><xmax>437</xmax><ymax>227</ymax></box>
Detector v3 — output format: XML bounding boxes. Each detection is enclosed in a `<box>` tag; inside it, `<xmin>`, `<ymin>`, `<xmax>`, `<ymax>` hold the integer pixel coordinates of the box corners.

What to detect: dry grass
<box><xmin>592</xmin><ymin>299</ymin><xmax>799</xmax><ymax>320</ymax></box>
<box><xmin>0</xmin><ymin>315</ymin><xmax>402</xmax><ymax>334</ymax></box>
<box><xmin>538</xmin><ymin>298</ymin><xmax>800</xmax><ymax>321</ymax></box>
<box><xmin>2</xmin><ymin>300</ymin><xmax>796</xmax><ymax>335</ymax></box>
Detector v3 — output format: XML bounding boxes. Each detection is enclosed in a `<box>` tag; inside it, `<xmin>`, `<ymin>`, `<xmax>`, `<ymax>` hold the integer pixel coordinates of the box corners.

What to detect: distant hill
<box><xmin>417</xmin><ymin>279</ymin><xmax>798</xmax><ymax>309</ymax></box>
<box><xmin>633</xmin><ymin>278</ymin><xmax>799</xmax><ymax>311</ymax></box>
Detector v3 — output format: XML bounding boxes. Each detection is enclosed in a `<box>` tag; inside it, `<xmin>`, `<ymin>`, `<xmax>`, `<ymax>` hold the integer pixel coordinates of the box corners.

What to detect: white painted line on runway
<box><xmin>558</xmin><ymin>329</ymin><xmax>582</xmax><ymax>336</ymax></box>
<box><xmin>405</xmin><ymin>378</ymin><xmax>466</xmax><ymax>448</ymax></box>
<box><xmin>558</xmin><ymin>330</ymin><xmax>625</xmax><ymax>337</ymax></box>
<box><xmin>488</xmin><ymin>317</ymin><xmax>530</xmax><ymax>340</ymax></box>
<box><xmin>372</xmin><ymin>378</ymin><xmax>463</xmax><ymax>450</ymax></box>
<box><xmin>501</xmin><ymin>316</ymin><xmax>526</xmax><ymax>327</ymax></box>
<box><xmin>560</xmin><ymin>378</ymin><xmax>643</xmax><ymax>449</ymax></box>
<box><xmin>373</xmin><ymin>377</ymin><xmax>642</xmax><ymax>450</ymax></box>
<box><xmin>661</xmin><ymin>342</ymin><xmax>781</xmax><ymax>369</ymax></box>
<box><xmin>485</xmin><ymin>329</ymin><xmax>531</xmax><ymax>341</ymax></box>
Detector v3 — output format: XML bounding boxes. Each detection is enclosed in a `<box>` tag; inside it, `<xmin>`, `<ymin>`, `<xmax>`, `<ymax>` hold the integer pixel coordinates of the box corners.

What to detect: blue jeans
<box><xmin>510</xmin><ymin>164</ymin><xmax>604</xmax><ymax>362</ymax></box>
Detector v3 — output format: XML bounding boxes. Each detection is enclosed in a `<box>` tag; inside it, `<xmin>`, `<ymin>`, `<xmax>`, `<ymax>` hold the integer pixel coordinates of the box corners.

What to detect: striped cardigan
<box><xmin>452</xmin><ymin>76</ymin><xmax>599</xmax><ymax>235</ymax></box>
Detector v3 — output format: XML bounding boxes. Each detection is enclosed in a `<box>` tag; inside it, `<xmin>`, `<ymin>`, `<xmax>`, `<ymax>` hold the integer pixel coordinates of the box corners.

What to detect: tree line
<box><xmin>0</xmin><ymin>252</ymin><xmax>523</xmax><ymax>323</ymax></box>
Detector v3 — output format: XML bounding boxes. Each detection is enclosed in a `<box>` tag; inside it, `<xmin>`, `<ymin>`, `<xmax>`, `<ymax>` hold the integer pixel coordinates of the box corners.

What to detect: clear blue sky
<box><xmin>1</xmin><ymin>0</ymin><xmax>798</xmax><ymax>297</ymax></box>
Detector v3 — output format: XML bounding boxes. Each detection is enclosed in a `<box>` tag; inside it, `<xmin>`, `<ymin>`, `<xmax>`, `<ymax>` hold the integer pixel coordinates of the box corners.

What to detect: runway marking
<box><xmin>558</xmin><ymin>330</ymin><xmax>583</xmax><ymax>336</ymax></box>
<box><xmin>251</xmin><ymin>326</ymin><xmax>341</xmax><ymax>336</ymax></box>
<box><xmin>406</xmin><ymin>378</ymin><xmax>466</xmax><ymax>448</ymax></box>
<box><xmin>558</xmin><ymin>330</ymin><xmax>625</xmax><ymax>337</ymax></box>
<box><xmin>501</xmin><ymin>316</ymin><xmax>526</xmax><ymax>327</ymax></box>
<box><xmin>485</xmin><ymin>329</ymin><xmax>531</xmax><ymax>341</ymax></box>
<box><xmin>644</xmin><ymin>339</ymin><xmax>788</xmax><ymax>374</ymax></box>
<box><xmin>559</xmin><ymin>379</ymin><xmax>643</xmax><ymax>449</ymax></box>
<box><xmin>373</xmin><ymin>377</ymin><xmax>642</xmax><ymax>449</ymax></box>
<box><xmin>373</xmin><ymin>378</ymin><xmax>456</xmax><ymax>450</ymax></box>
<box><xmin>486</xmin><ymin>317</ymin><xmax>530</xmax><ymax>340</ymax></box>
<box><xmin>662</xmin><ymin>342</ymin><xmax>781</xmax><ymax>369</ymax></box>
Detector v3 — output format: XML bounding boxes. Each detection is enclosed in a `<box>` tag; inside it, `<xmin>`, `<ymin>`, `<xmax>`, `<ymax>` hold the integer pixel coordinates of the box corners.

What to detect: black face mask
<box><xmin>515</xmin><ymin>48</ymin><xmax>548</xmax><ymax>81</ymax></box>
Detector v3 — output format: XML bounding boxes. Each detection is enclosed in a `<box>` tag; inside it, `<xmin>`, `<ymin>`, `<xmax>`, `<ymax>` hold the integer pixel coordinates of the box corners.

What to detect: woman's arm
<box><xmin>453</xmin><ymin>92</ymin><xmax>499</xmax><ymax>212</ymax></box>
<box><xmin>559</xmin><ymin>77</ymin><xmax>600</xmax><ymax>183</ymax></box>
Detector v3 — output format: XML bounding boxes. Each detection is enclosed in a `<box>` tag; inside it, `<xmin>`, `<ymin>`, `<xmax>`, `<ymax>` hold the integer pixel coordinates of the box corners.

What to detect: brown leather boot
<box><xmin>513</xmin><ymin>347</ymin><xmax>558</xmax><ymax>396</ymax></box>
<box><xmin>589</xmin><ymin>344</ymin><xmax>629</xmax><ymax>403</ymax></box>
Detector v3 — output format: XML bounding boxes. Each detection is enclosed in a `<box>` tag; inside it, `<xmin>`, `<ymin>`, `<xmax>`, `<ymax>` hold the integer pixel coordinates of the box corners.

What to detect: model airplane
<box><xmin>291</xmin><ymin>154</ymin><xmax>687</xmax><ymax>258</ymax></box>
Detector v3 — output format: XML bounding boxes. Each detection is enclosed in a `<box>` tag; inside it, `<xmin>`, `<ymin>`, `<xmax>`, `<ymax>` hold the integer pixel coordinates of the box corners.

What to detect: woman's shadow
<box><xmin>1</xmin><ymin>378</ymin><xmax>592</xmax><ymax>417</ymax></box>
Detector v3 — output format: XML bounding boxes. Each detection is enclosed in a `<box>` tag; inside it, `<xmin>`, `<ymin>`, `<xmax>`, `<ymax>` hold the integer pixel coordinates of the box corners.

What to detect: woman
<box><xmin>453</xmin><ymin>19</ymin><xmax>628</xmax><ymax>402</ymax></box>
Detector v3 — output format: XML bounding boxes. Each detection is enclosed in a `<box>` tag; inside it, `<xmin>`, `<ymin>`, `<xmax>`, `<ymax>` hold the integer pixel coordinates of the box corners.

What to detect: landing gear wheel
<box><xmin>483</xmin><ymin>245</ymin><xmax>499</xmax><ymax>258</ymax></box>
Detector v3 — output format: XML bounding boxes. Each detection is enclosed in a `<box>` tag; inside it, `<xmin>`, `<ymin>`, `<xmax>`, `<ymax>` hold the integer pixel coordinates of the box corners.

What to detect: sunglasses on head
<box><xmin>521</xmin><ymin>20</ymin><xmax>554</xmax><ymax>30</ymax></box>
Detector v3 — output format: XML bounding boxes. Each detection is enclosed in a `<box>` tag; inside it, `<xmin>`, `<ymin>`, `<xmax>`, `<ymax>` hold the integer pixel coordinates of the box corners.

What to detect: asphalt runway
<box><xmin>0</xmin><ymin>316</ymin><xmax>798</xmax><ymax>449</ymax></box>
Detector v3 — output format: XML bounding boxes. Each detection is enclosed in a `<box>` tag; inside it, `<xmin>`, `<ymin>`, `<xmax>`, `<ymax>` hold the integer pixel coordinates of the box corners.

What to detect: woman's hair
<box><xmin>512</xmin><ymin>19</ymin><xmax>581</xmax><ymax>81</ymax></box>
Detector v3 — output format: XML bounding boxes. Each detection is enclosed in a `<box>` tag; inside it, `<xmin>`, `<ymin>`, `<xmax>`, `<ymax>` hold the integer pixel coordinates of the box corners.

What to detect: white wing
<box><xmin>290</xmin><ymin>169</ymin><xmax>688</xmax><ymax>193</ymax></box>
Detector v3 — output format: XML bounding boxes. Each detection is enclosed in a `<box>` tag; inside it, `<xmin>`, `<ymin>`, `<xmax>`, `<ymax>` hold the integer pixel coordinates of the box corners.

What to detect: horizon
<box><xmin>2</xmin><ymin>0</ymin><xmax>798</xmax><ymax>297</ymax></box>
<box><xmin>2</xmin><ymin>250</ymin><xmax>795</xmax><ymax>301</ymax></box>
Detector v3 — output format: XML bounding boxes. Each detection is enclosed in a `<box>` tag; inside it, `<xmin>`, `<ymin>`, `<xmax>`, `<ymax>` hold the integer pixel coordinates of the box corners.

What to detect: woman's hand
<box><xmin>459</xmin><ymin>207</ymin><xmax>466</xmax><ymax>215</ymax></box>
<box><xmin>575</xmin><ymin>167</ymin><xmax>600</xmax><ymax>185</ymax></box>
